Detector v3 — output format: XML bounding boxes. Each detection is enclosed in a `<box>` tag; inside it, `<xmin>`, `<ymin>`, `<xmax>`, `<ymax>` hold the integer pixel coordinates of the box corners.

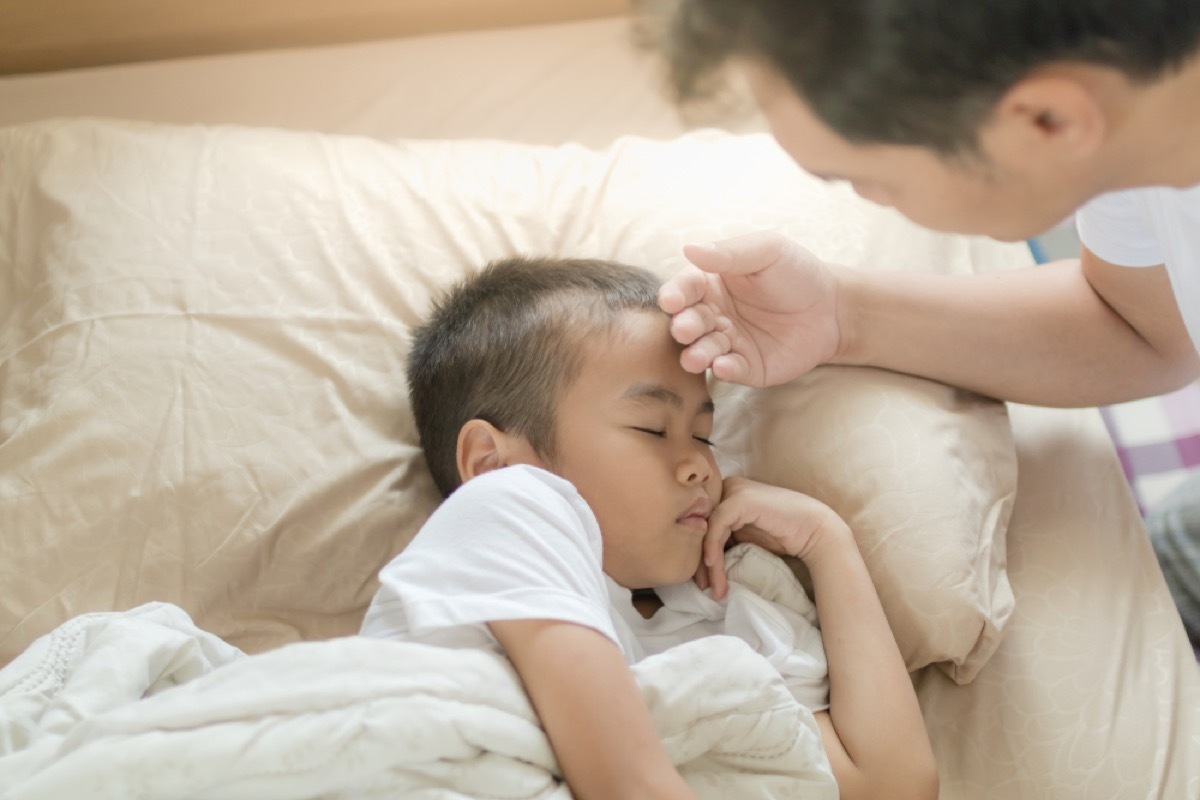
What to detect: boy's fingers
<box><xmin>702</xmin><ymin>501</ymin><xmax>744</xmax><ymax>599</ymax></box>
<box><xmin>708</xmin><ymin>555</ymin><xmax>729</xmax><ymax>600</ymax></box>
<box><xmin>702</xmin><ymin>520</ymin><xmax>728</xmax><ymax>569</ymax></box>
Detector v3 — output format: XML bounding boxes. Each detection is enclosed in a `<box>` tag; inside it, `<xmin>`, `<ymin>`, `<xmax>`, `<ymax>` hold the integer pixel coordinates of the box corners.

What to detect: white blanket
<box><xmin>0</xmin><ymin>603</ymin><xmax>836</xmax><ymax>799</ymax></box>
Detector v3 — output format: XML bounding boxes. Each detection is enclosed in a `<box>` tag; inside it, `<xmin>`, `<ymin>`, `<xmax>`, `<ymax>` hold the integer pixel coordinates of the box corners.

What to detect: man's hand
<box><xmin>658</xmin><ymin>231</ymin><xmax>844</xmax><ymax>387</ymax></box>
<box><xmin>699</xmin><ymin>476</ymin><xmax>850</xmax><ymax>599</ymax></box>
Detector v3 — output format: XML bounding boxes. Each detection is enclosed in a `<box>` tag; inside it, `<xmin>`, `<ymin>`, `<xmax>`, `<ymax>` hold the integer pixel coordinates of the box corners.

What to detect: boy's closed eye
<box><xmin>631</xmin><ymin>427</ymin><xmax>716</xmax><ymax>448</ymax></box>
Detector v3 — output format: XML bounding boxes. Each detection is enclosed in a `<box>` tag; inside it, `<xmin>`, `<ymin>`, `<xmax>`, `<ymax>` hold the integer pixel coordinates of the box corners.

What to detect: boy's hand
<box><xmin>700</xmin><ymin>476</ymin><xmax>850</xmax><ymax>600</ymax></box>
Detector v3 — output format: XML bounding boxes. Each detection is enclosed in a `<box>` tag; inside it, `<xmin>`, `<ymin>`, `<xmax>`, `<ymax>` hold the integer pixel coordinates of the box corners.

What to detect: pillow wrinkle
<box><xmin>0</xmin><ymin>120</ymin><xmax>1023</xmax><ymax>683</ymax></box>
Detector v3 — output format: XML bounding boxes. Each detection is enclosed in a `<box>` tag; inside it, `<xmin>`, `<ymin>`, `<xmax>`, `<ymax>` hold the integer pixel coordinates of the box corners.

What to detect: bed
<box><xmin>1</xmin><ymin>2</ymin><xmax>1198</xmax><ymax>798</ymax></box>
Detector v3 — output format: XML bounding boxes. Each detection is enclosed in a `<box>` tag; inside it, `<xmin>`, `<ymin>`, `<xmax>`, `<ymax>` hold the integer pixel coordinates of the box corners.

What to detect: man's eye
<box><xmin>633</xmin><ymin>427</ymin><xmax>665</xmax><ymax>438</ymax></box>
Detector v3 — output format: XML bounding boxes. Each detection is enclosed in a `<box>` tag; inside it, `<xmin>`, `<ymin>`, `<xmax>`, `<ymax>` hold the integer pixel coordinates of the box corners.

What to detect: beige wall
<box><xmin>0</xmin><ymin>0</ymin><xmax>630</xmax><ymax>75</ymax></box>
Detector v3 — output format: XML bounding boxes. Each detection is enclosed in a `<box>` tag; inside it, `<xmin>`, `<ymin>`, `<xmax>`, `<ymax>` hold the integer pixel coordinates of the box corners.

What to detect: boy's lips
<box><xmin>677</xmin><ymin>496</ymin><xmax>713</xmax><ymax>532</ymax></box>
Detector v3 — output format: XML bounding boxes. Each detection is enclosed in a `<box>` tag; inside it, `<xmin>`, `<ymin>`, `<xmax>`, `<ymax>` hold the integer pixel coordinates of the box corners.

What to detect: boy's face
<box><xmin>537</xmin><ymin>310</ymin><xmax>723</xmax><ymax>590</ymax></box>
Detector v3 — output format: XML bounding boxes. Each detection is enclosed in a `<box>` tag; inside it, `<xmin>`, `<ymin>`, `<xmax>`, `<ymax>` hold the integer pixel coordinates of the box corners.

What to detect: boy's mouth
<box><xmin>676</xmin><ymin>497</ymin><xmax>712</xmax><ymax>532</ymax></box>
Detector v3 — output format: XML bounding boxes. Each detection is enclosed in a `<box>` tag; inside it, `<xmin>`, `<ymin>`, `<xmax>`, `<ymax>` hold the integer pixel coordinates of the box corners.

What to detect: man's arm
<box><xmin>489</xmin><ymin>618</ymin><xmax>698</xmax><ymax>800</ymax></box>
<box><xmin>838</xmin><ymin>246</ymin><xmax>1198</xmax><ymax>406</ymax></box>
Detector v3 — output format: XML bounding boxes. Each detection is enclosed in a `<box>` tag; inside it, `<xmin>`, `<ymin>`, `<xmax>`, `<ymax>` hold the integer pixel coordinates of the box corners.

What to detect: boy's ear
<box><xmin>456</xmin><ymin>419</ymin><xmax>542</xmax><ymax>483</ymax></box>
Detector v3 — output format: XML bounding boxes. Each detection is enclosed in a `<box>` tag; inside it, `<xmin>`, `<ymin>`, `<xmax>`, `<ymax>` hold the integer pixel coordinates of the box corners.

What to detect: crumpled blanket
<box><xmin>0</xmin><ymin>602</ymin><xmax>835</xmax><ymax>799</ymax></box>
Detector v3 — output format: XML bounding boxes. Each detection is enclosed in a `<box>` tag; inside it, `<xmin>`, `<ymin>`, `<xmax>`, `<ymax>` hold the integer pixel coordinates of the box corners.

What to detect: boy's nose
<box><xmin>676</xmin><ymin>449</ymin><xmax>712</xmax><ymax>485</ymax></box>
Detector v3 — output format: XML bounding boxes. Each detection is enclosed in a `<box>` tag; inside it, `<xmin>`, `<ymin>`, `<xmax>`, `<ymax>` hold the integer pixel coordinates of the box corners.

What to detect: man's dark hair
<box><xmin>644</xmin><ymin>0</ymin><xmax>1200</xmax><ymax>154</ymax></box>
<box><xmin>408</xmin><ymin>256</ymin><xmax>662</xmax><ymax>497</ymax></box>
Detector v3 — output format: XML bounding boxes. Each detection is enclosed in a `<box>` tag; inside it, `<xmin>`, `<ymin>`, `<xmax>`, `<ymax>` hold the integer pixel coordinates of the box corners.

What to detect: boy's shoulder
<box><xmin>438</xmin><ymin>465</ymin><xmax>599</xmax><ymax>540</ymax></box>
<box><xmin>451</xmin><ymin>464</ymin><xmax>577</xmax><ymax>510</ymax></box>
<box><xmin>458</xmin><ymin>463</ymin><xmax>571</xmax><ymax>497</ymax></box>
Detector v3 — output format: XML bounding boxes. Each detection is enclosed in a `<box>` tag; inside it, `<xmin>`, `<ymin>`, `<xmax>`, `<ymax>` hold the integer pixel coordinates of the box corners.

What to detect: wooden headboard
<box><xmin>0</xmin><ymin>0</ymin><xmax>630</xmax><ymax>76</ymax></box>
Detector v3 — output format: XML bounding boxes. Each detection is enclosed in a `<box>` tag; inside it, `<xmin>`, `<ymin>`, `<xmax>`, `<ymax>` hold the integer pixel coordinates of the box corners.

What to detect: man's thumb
<box><xmin>683</xmin><ymin>230</ymin><xmax>792</xmax><ymax>276</ymax></box>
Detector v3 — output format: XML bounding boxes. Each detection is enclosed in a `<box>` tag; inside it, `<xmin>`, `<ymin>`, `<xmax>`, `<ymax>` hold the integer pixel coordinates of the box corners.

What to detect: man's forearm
<box><xmin>835</xmin><ymin>258</ymin><xmax>1198</xmax><ymax>406</ymax></box>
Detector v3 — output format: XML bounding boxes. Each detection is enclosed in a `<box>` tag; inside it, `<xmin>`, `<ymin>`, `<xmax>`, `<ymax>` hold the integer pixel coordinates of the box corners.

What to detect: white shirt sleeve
<box><xmin>1075</xmin><ymin>188</ymin><xmax>1165</xmax><ymax>267</ymax></box>
<box><xmin>360</xmin><ymin>465</ymin><xmax>621</xmax><ymax>651</ymax></box>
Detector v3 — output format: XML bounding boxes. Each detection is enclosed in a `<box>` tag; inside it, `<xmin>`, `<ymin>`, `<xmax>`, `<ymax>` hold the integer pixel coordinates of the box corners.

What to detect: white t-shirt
<box><xmin>360</xmin><ymin>464</ymin><xmax>829</xmax><ymax>711</ymax></box>
<box><xmin>1075</xmin><ymin>183</ymin><xmax>1200</xmax><ymax>352</ymax></box>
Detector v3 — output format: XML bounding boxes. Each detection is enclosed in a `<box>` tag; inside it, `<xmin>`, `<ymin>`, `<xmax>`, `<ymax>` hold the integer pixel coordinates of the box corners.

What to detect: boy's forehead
<box><xmin>622</xmin><ymin>381</ymin><xmax>714</xmax><ymax>411</ymax></box>
<box><xmin>570</xmin><ymin>312</ymin><xmax>712</xmax><ymax>407</ymax></box>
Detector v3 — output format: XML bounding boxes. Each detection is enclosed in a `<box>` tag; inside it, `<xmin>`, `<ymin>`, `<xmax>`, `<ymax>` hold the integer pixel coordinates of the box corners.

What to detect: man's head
<box><xmin>648</xmin><ymin>0</ymin><xmax>1200</xmax><ymax>239</ymax></box>
<box><xmin>655</xmin><ymin>0</ymin><xmax>1200</xmax><ymax>154</ymax></box>
<box><xmin>408</xmin><ymin>256</ymin><xmax>722</xmax><ymax>588</ymax></box>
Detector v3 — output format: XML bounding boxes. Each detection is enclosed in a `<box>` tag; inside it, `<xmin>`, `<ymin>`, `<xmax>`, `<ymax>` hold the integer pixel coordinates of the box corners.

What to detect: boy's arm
<box><xmin>703</xmin><ymin>478</ymin><xmax>938</xmax><ymax>800</ymax></box>
<box><xmin>806</xmin><ymin>533</ymin><xmax>938</xmax><ymax>800</ymax></box>
<box><xmin>489</xmin><ymin>618</ymin><xmax>698</xmax><ymax>800</ymax></box>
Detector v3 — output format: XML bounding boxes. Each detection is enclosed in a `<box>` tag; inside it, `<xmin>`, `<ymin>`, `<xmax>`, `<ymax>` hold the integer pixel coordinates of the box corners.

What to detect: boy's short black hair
<box><xmin>408</xmin><ymin>256</ymin><xmax>662</xmax><ymax>497</ymax></box>
<box><xmin>643</xmin><ymin>0</ymin><xmax>1200</xmax><ymax>155</ymax></box>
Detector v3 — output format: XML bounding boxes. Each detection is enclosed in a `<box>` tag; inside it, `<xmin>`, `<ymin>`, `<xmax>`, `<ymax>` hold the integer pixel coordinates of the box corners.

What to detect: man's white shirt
<box><xmin>1076</xmin><ymin>183</ymin><xmax>1200</xmax><ymax>351</ymax></box>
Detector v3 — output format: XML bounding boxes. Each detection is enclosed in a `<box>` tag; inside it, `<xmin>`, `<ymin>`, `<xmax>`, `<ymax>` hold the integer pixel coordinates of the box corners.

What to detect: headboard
<box><xmin>0</xmin><ymin>0</ymin><xmax>630</xmax><ymax>76</ymax></box>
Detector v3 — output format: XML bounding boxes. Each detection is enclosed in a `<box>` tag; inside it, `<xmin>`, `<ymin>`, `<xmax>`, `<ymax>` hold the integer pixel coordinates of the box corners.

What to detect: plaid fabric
<box><xmin>1142</xmin><ymin>469</ymin><xmax>1200</xmax><ymax>645</ymax></box>
<box><xmin>1102</xmin><ymin>383</ymin><xmax>1200</xmax><ymax>648</ymax></box>
<box><xmin>1100</xmin><ymin>382</ymin><xmax>1200</xmax><ymax>514</ymax></box>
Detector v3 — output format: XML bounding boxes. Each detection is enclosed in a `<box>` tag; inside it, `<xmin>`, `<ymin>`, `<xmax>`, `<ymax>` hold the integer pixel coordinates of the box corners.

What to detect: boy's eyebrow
<box><xmin>622</xmin><ymin>382</ymin><xmax>715</xmax><ymax>413</ymax></box>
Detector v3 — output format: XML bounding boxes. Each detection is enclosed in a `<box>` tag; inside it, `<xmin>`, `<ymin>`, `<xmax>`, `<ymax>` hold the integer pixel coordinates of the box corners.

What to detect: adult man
<box><xmin>650</xmin><ymin>0</ymin><xmax>1200</xmax><ymax>404</ymax></box>
<box><xmin>648</xmin><ymin>0</ymin><xmax>1200</xmax><ymax>644</ymax></box>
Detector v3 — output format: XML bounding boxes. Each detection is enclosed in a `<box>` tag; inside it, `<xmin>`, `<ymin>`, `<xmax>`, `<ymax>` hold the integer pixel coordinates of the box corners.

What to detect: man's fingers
<box><xmin>658</xmin><ymin>265</ymin><xmax>709</xmax><ymax>315</ymax></box>
<box><xmin>683</xmin><ymin>231</ymin><xmax>795</xmax><ymax>277</ymax></box>
<box><xmin>667</xmin><ymin>230</ymin><xmax>798</xmax><ymax>317</ymax></box>
<box><xmin>709</xmin><ymin>352</ymin><xmax>753</xmax><ymax>384</ymax></box>
<box><xmin>668</xmin><ymin>303</ymin><xmax>722</xmax><ymax>346</ymax></box>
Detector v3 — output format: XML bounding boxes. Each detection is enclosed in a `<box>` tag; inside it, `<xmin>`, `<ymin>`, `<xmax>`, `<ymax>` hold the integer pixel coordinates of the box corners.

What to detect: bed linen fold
<box><xmin>0</xmin><ymin>602</ymin><xmax>835</xmax><ymax>799</ymax></box>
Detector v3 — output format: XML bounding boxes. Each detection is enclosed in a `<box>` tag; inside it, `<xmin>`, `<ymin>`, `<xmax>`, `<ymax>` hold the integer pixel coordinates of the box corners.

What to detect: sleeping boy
<box><xmin>360</xmin><ymin>256</ymin><xmax>937</xmax><ymax>800</ymax></box>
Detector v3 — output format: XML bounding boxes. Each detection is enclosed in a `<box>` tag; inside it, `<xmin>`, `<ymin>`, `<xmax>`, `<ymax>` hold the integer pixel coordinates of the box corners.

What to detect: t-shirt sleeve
<box><xmin>1075</xmin><ymin>188</ymin><xmax>1164</xmax><ymax>267</ymax></box>
<box><xmin>360</xmin><ymin>465</ymin><xmax>620</xmax><ymax>648</ymax></box>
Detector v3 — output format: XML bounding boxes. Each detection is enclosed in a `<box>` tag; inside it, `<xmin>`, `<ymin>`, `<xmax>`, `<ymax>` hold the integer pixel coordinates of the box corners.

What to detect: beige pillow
<box><xmin>0</xmin><ymin>119</ymin><xmax>1027</xmax><ymax>680</ymax></box>
<box><xmin>711</xmin><ymin>369</ymin><xmax>1016</xmax><ymax>683</ymax></box>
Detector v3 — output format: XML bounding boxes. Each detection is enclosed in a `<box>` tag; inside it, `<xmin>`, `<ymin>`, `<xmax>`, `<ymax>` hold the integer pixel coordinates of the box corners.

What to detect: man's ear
<box><xmin>456</xmin><ymin>419</ymin><xmax>543</xmax><ymax>484</ymax></box>
<box><xmin>983</xmin><ymin>70</ymin><xmax>1109</xmax><ymax>167</ymax></box>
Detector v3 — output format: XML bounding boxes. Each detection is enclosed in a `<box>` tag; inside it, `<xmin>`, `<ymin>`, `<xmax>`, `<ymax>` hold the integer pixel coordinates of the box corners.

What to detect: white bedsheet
<box><xmin>0</xmin><ymin>603</ymin><xmax>835</xmax><ymax>799</ymax></box>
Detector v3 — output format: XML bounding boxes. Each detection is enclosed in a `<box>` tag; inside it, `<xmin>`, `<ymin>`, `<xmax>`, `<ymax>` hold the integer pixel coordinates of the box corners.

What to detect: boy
<box><xmin>361</xmin><ymin>256</ymin><xmax>936</xmax><ymax>800</ymax></box>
